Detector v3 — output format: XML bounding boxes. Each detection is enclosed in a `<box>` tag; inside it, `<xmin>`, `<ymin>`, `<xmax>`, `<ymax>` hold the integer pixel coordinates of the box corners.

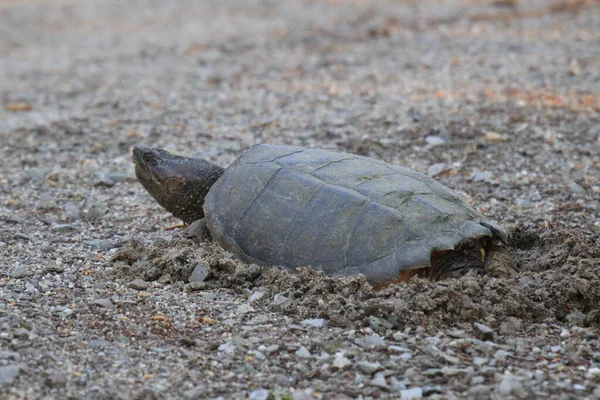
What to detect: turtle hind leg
<box><xmin>429</xmin><ymin>241</ymin><xmax>486</xmax><ymax>281</ymax></box>
<box><xmin>483</xmin><ymin>240</ymin><xmax>517</xmax><ymax>278</ymax></box>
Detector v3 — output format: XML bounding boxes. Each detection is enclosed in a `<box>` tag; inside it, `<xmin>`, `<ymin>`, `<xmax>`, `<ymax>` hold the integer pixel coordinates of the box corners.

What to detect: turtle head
<box><xmin>133</xmin><ymin>146</ymin><xmax>224</xmax><ymax>224</ymax></box>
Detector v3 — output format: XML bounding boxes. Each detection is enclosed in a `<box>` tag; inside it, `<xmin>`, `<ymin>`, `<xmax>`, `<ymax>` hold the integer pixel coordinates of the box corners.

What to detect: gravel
<box><xmin>1</xmin><ymin>0</ymin><xmax>599</xmax><ymax>398</ymax></box>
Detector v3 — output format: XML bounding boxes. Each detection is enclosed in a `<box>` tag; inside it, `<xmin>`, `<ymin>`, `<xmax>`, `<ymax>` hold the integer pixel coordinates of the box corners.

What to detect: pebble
<box><xmin>333</xmin><ymin>354</ymin><xmax>352</xmax><ymax>369</ymax></box>
<box><xmin>84</xmin><ymin>239</ymin><xmax>114</xmax><ymax>250</ymax></box>
<box><xmin>0</xmin><ymin>365</ymin><xmax>20</xmax><ymax>385</ymax></box>
<box><xmin>427</xmin><ymin>163</ymin><xmax>448</xmax><ymax>177</ymax></box>
<box><xmin>47</xmin><ymin>372</ymin><xmax>68</xmax><ymax>387</ymax></box>
<box><xmin>89</xmin><ymin>298</ymin><xmax>114</xmax><ymax>308</ymax></box>
<box><xmin>236</xmin><ymin>303</ymin><xmax>255</xmax><ymax>314</ymax></box>
<box><xmin>370</xmin><ymin>373</ymin><xmax>389</xmax><ymax>389</ymax></box>
<box><xmin>295</xmin><ymin>346</ymin><xmax>312</xmax><ymax>359</ymax></box>
<box><xmin>355</xmin><ymin>334</ymin><xmax>386</xmax><ymax>349</ymax></box>
<box><xmin>357</xmin><ymin>361</ymin><xmax>382</xmax><ymax>375</ymax></box>
<box><xmin>189</xmin><ymin>262</ymin><xmax>209</xmax><ymax>283</ymax></box>
<box><xmin>185</xmin><ymin>281</ymin><xmax>206</xmax><ymax>292</ymax></box>
<box><xmin>400</xmin><ymin>387</ymin><xmax>423</xmax><ymax>400</ymax></box>
<box><xmin>494</xmin><ymin>349</ymin><xmax>510</xmax><ymax>360</ymax></box>
<box><xmin>440</xmin><ymin>353</ymin><xmax>460</xmax><ymax>365</ymax></box>
<box><xmin>425</xmin><ymin>136</ymin><xmax>446</xmax><ymax>146</ymax></box>
<box><xmin>128</xmin><ymin>279</ymin><xmax>150</xmax><ymax>290</ymax></box>
<box><xmin>301</xmin><ymin>318</ymin><xmax>326</xmax><ymax>328</ymax></box>
<box><xmin>497</xmin><ymin>372</ymin><xmax>524</xmax><ymax>395</ymax></box>
<box><xmin>51</xmin><ymin>223</ymin><xmax>76</xmax><ymax>233</ymax></box>
<box><xmin>271</xmin><ymin>294</ymin><xmax>291</xmax><ymax>311</ymax></box>
<box><xmin>218</xmin><ymin>343</ymin><xmax>236</xmax><ymax>354</ymax></box>
<box><xmin>471</xmin><ymin>169</ymin><xmax>494</xmax><ymax>183</ymax></box>
<box><xmin>568</xmin><ymin>182</ymin><xmax>586</xmax><ymax>194</ymax></box>
<box><xmin>13</xmin><ymin>328</ymin><xmax>30</xmax><ymax>339</ymax></box>
<box><xmin>388</xmin><ymin>346</ymin><xmax>411</xmax><ymax>353</ymax></box>
<box><xmin>248</xmin><ymin>291</ymin><xmax>266</xmax><ymax>304</ymax></box>
<box><xmin>292</xmin><ymin>389</ymin><xmax>314</xmax><ymax>400</ymax></box>
<box><xmin>25</xmin><ymin>282</ymin><xmax>37</xmax><ymax>292</ymax></box>
<box><xmin>249</xmin><ymin>389</ymin><xmax>269</xmax><ymax>400</ymax></box>
<box><xmin>441</xmin><ymin>367</ymin><xmax>471</xmax><ymax>376</ymax></box>
<box><xmin>565</xmin><ymin>312</ymin><xmax>586</xmax><ymax>326</ymax></box>
<box><xmin>94</xmin><ymin>172</ymin><xmax>115</xmax><ymax>187</ymax></box>
<box><xmin>473</xmin><ymin>322</ymin><xmax>495</xmax><ymax>341</ymax></box>
<box><xmin>9</xmin><ymin>266</ymin><xmax>33</xmax><ymax>279</ymax></box>
<box><xmin>13</xmin><ymin>232</ymin><xmax>31</xmax><ymax>240</ymax></box>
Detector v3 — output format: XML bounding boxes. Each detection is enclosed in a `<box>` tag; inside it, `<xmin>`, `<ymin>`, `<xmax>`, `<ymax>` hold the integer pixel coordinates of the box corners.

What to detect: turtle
<box><xmin>133</xmin><ymin>144</ymin><xmax>514</xmax><ymax>285</ymax></box>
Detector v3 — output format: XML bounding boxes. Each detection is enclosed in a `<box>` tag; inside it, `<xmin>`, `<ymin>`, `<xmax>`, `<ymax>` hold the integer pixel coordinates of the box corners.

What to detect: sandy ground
<box><xmin>1</xmin><ymin>0</ymin><xmax>599</xmax><ymax>399</ymax></box>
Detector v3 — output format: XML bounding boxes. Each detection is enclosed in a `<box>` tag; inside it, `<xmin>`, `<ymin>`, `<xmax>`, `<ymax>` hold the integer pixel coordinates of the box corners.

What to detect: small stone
<box><xmin>473</xmin><ymin>357</ymin><xmax>488</xmax><ymax>366</ymax></box>
<box><xmin>189</xmin><ymin>262</ymin><xmax>210</xmax><ymax>283</ymax></box>
<box><xmin>357</xmin><ymin>361</ymin><xmax>382</xmax><ymax>375</ymax></box>
<box><xmin>0</xmin><ymin>365</ymin><xmax>20</xmax><ymax>385</ymax></box>
<box><xmin>425</xmin><ymin>136</ymin><xmax>446</xmax><ymax>146</ymax></box>
<box><xmin>493</xmin><ymin>349</ymin><xmax>510</xmax><ymax>360</ymax></box>
<box><xmin>9</xmin><ymin>265</ymin><xmax>33</xmax><ymax>278</ymax></box>
<box><xmin>84</xmin><ymin>239</ymin><xmax>114</xmax><ymax>250</ymax></box>
<box><xmin>47</xmin><ymin>372</ymin><xmax>68</xmax><ymax>387</ymax></box>
<box><xmin>333</xmin><ymin>354</ymin><xmax>352</xmax><ymax>369</ymax></box>
<box><xmin>295</xmin><ymin>346</ymin><xmax>312</xmax><ymax>359</ymax></box>
<box><xmin>182</xmin><ymin>220</ymin><xmax>210</xmax><ymax>242</ymax></box>
<box><xmin>427</xmin><ymin>163</ymin><xmax>449</xmax><ymax>177</ymax></box>
<box><xmin>441</xmin><ymin>367</ymin><xmax>470</xmax><ymax>376</ymax></box>
<box><xmin>89</xmin><ymin>298</ymin><xmax>113</xmax><ymax>308</ymax></box>
<box><xmin>84</xmin><ymin>203</ymin><xmax>107</xmax><ymax>220</ymax></box>
<box><xmin>51</xmin><ymin>223</ymin><xmax>76</xmax><ymax>233</ymax></box>
<box><xmin>473</xmin><ymin>322</ymin><xmax>495</xmax><ymax>341</ymax></box>
<box><xmin>271</xmin><ymin>293</ymin><xmax>291</xmax><ymax>311</ymax></box>
<box><xmin>301</xmin><ymin>318</ymin><xmax>326</xmax><ymax>328</ymax></box>
<box><xmin>187</xmin><ymin>282</ymin><xmax>206</xmax><ymax>291</ymax></box>
<box><xmin>568</xmin><ymin>182</ymin><xmax>586</xmax><ymax>194</ymax></box>
<box><xmin>25</xmin><ymin>282</ymin><xmax>37</xmax><ymax>292</ymax></box>
<box><xmin>355</xmin><ymin>334</ymin><xmax>386</xmax><ymax>349</ymax></box>
<box><xmin>400</xmin><ymin>387</ymin><xmax>423</xmax><ymax>400</ymax></box>
<box><xmin>497</xmin><ymin>372</ymin><xmax>524</xmax><ymax>395</ymax></box>
<box><xmin>471</xmin><ymin>170</ymin><xmax>494</xmax><ymax>183</ymax></box>
<box><xmin>249</xmin><ymin>389</ymin><xmax>269</xmax><ymax>400</ymax></box>
<box><xmin>248</xmin><ymin>291</ymin><xmax>266</xmax><ymax>304</ymax></box>
<box><xmin>388</xmin><ymin>346</ymin><xmax>411</xmax><ymax>353</ymax></box>
<box><xmin>183</xmin><ymin>386</ymin><xmax>206</xmax><ymax>400</ymax></box>
<box><xmin>565</xmin><ymin>312</ymin><xmax>586</xmax><ymax>326</ymax></box>
<box><xmin>218</xmin><ymin>343</ymin><xmax>236</xmax><ymax>354</ymax></box>
<box><xmin>128</xmin><ymin>279</ymin><xmax>150</xmax><ymax>290</ymax></box>
<box><xmin>13</xmin><ymin>232</ymin><xmax>32</xmax><ymax>240</ymax></box>
<box><xmin>13</xmin><ymin>328</ymin><xmax>30</xmax><ymax>339</ymax></box>
<box><xmin>440</xmin><ymin>353</ymin><xmax>460</xmax><ymax>364</ymax></box>
<box><xmin>370</xmin><ymin>373</ymin><xmax>389</xmax><ymax>389</ymax></box>
<box><xmin>236</xmin><ymin>303</ymin><xmax>255</xmax><ymax>314</ymax></box>
<box><xmin>292</xmin><ymin>389</ymin><xmax>314</xmax><ymax>400</ymax></box>
<box><xmin>95</xmin><ymin>172</ymin><xmax>115</xmax><ymax>187</ymax></box>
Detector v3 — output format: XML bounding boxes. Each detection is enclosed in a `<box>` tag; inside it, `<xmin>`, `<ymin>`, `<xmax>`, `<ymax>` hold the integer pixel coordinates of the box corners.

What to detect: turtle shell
<box><xmin>203</xmin><ymin>144</ymin><xmax>507</xmax><ymax>284</ymax></box>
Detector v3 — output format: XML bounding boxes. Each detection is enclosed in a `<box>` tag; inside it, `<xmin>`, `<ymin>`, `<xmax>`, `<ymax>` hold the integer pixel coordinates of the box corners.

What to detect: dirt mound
<box><xmin>111</xmin><ymin>224</ymin><xmax>600</xmax><ymax>332</ymax></box>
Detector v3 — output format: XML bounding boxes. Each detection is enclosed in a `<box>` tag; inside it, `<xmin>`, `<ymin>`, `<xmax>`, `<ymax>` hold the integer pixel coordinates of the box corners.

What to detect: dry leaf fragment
<box><xmin>484</xmin><ymin>131</ymin><xmax>506</xmax><ymax>143</ymax></box>
<box><xmin>6</xmin><ymin>102</ymin><xmax>33</xmax><ymax>112</ymax></box>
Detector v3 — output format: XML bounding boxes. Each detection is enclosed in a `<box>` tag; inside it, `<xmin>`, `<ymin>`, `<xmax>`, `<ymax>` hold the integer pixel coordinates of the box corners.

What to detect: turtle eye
<box><xmin>163</xmin><ymin>177</ymin><xmax>185</xmax><ymax>193</ymax></box>
<box><xmin>143</xmin><ymin>153</ymin><xmax>157</xmax><ymax>163</ymax></box>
